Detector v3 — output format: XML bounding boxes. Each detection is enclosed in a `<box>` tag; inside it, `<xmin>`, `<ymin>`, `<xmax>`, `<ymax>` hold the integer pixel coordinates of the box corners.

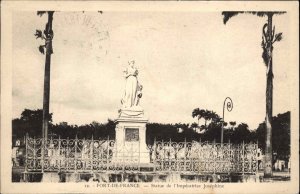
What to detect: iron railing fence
<box><xmin>148</xmin><ymin>140</ymin><xmax>258</xmax><ymax>175</ymax></box>
<box><xmin>24</xmin><ymin>135</ymin><xmax>258</xmax><ymax>175</ymax></box>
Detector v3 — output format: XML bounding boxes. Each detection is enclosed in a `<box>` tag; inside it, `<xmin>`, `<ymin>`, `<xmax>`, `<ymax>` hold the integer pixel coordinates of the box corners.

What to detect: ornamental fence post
<box><xmin>25</xmin><ymin>133</ymin><xmax>28</xmax><ymax>173</ymax></box>
<box><xmin>23</xmin><ymin>134</ymin><xmax>29</xmax><ymax>182</ymax></box>
<box><xmin>162</xmin><ymin>139</ymin><xmax>165</xmax><ymax>172</ymax></box>
<box><xmin>75</xmin><ymin>135</ymin><xmax>78</xmax><ymax>173</ymax></box>
<box><xmin>66</xmin><ymin>137</ymin><xmax>69</xmax><ymax>171</ymax></box>
<box><xmin>91</xmin><ymin>135</ymin><xmax>94</xmax><ymax>172</ymax></box>
<box><xmin>153</xmin><ymin>137</ymin><xmax>156</xmax><ymax>173</ymax></box>
<box><xmin>229</xmin><ymin>139</ymin><xmax>232</xmax><ymax>173</ymax></box>
<box><xmin>42</xmin><ymin>136</ymin><xmax>44</xmax><ymax>172</ymax></box>
<box><xmin>106</xmin><ymin>136</ymin><xmax>109</xmax><ymax>171</ymax></box>
<box><xmin>184</xmin><ymin>138</ymin><xmax>186</xmax><ymax>172</ymax></box>
<box><xmin>58</xmin><ymin>136</ymin><xmax>61</xmax><ymax>171</ymax></box>
<box><xmin>213</xmin><ymin>139</ymin><xmax>216</xmax><ymax>175</ymax></box>
<box><xmin>169</xmin><ymin>138</ymin><xmax>171</xmax><ymax>172</ymax></box>
<box><xmin>33</xmin><ymin>136</ymin><xmax>36</xmax><ymax>171</ymax></box>
<box><xmin>256</xmin><ymin>140</ymin><xmax>259</xmax><ymax>175</ymax></box>
<box><xmin>242</xmin><ymin>141</ymin><xmax>245</xmax><ymax>178</ymax></box>
<box><xmin>249</xmin><ymin>143</ymin><xmax>252</xmax><ymax>174</ymax></box>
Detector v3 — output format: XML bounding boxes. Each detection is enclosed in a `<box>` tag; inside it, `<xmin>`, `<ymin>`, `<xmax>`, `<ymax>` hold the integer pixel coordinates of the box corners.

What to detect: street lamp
<box><xmin>221</xmin><ymin>97</ymin><xmax>233</xmax><ymax>144</ymax></box>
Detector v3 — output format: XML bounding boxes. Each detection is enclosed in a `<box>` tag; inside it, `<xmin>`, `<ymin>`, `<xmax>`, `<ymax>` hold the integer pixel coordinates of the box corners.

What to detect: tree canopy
<box><xmin>12</xmin><ymin>109</ymin><xmax>290</xmax><ymax>159</ymax></box>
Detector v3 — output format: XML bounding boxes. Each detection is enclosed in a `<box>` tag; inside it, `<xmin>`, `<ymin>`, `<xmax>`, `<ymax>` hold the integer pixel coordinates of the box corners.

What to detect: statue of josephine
<box><xmin>121</xmin><ymin>60</ymin><xmax>143</xmax><ymax>109</ymax></box>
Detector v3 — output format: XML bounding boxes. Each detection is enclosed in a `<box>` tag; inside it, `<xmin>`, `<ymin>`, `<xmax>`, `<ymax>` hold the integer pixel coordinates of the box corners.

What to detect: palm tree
<box><xmin>222</xmin><ymin>11</ymin><xmax>285</xmax><ymax>178</ymax></box>
<box><xmin>229</xmin><ymin>121</ymin><xmax>237</xmax><ymax>130</ymax></box>
<box><xmin>203</xmin><ymin>109</ymin><xmax>213</xmax><ymax>128</ymax></box>
<box><xmin>192</xmin><ymin>108</ymin><xmax>205</xmax><ymax>126</ymax></box>
<box><xmin>190</xmin><ymin>122</ymin><xmax>199</xmax><ymax>132</ymax></box>
<box><xmin>35</xmin><ymin>11</ymin><xmax>54</xmax><ymax>139</ymax></box>
<box><xmin>210</xmin><ymin>111</ymin><xmax>221</xmax><ymax>123</ymax></box>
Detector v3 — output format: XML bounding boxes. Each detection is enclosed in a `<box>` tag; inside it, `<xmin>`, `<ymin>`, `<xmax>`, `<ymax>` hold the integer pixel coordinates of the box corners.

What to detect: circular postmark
<box><xmin>54</xmin><ymin>11</ymin><xmax>110</xmax><ymax>62</ymax></box>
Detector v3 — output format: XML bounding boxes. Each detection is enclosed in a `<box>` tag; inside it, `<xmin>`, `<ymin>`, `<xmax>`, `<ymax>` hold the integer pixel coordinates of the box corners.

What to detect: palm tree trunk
<box><xmin>42</xmin><ymin>12</ymin><xmax>53</xmax><ymax>140</ymax></box>
<box><xmin>264</xmin><ymin>13</ymin><xmax>273</xmax><ymax>178</ymax></box>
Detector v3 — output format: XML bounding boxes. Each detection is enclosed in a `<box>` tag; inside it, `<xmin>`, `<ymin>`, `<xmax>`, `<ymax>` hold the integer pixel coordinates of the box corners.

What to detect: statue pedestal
<box><xmin>113</xmin><ymin>109</ymin><xmax>150</xmax><ymax>163</ymax></box>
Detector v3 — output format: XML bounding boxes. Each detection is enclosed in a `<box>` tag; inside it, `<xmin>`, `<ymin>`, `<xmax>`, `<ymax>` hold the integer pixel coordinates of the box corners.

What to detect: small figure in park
<box><xmin>121</xmin><ymin>60</ymin><xmax>143</xmax><ymax>108</ymax></box>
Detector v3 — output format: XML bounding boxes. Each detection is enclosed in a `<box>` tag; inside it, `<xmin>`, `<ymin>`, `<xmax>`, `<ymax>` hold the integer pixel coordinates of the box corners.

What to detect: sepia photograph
<box><xmin>1</xmin><ymin>1</ymin><xmax>299</xmax><ymax>193</ymax></box>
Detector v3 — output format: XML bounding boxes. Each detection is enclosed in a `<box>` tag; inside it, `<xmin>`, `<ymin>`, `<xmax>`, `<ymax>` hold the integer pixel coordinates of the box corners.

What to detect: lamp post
<box><xmin>221</xmin><ymin>97</ymin><xmax>233</xmax><ymax>144</ymax></box>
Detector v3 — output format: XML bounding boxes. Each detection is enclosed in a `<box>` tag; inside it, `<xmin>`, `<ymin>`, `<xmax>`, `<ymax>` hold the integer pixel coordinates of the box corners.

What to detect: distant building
<box><xmin>257</xmin><ymin>149</ymin><xmax>290</xmax><ymax>171</ymax></box>
<box><xmin>274</xmin><ymin>160</ymin><xmax>286</xmax><ymax>171</ymax></box>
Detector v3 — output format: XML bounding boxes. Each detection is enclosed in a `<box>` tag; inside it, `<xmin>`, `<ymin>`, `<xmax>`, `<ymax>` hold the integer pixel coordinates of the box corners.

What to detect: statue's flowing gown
<box><xmin>122</xmin><ymin>66</ymin><xmax>138</xmax><ymax>108</ymax></box>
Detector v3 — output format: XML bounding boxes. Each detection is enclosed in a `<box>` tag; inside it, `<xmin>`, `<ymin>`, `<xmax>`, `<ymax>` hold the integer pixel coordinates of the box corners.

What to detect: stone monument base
<box><xmin>113</xmin><ymin>109</ymin><xmax>150</xmax><ymax>163</ymax></box>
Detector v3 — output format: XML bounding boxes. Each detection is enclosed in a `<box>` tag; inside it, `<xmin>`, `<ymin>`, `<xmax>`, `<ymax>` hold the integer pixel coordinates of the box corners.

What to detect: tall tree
<box><xmin>231</xmin><ymin>123</ymin><xmax>251</xmax><ymax>143</ymax></box>
<box><xmin>35</xmin><ymin>11</ymin><xmax>54</xmax><ymax>139</ymax></box>
<box><xmin>190</xmin><ymin>122</ymin><xmax>199</xmax><ymax>132</ymax></box>
<box><xmin>210</xmin><ymin>111</ymin><xmax>221</xmax><ymax>123</ymax></box>
<box><xmin>192</xmin><ymin>108</ymin><xmax>205</xmax><ymax>126</ymax></box>
<box><xmin>12</xmin><ymin>109</ymin><xmax>53</xmax><ymax>139</ymax></box>
<box><xmin>222</xmin><ymin>11</ymin><xmax>285</xmax><ymax>178</ymax></box>
<box><xmin>229</xmin><ymin>121</ymin><xmax>236</xmax><ymax>128</ymax></box>
<box><xmin>202</xmin><ymin>110</ymin><xmax>211</xmax><ymax>127</ymax></box>
<box><xmin>254</xmin><ymin>111</ymin><xmax>290</xmax><ymax>161</ymax></box>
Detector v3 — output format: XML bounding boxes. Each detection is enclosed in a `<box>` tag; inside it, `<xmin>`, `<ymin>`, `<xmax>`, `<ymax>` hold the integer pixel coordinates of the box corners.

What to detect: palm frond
<box><xmin>192</xmin><ymin>108</ymin><xmax>200</xmax><ymax>118</ymax></box>
<box><xmin>229</xmin><ymin>121</ymin><xmax>236</xmax><ymax>126</ymax></box>
<box><xmin>222</xmin><ymin>11</ymin><xmax>244</xmax><ymax>24</ymax></box>
<box><xmin>222</xmin><ymin>11</ymin><xmax>286</xmax><ymax>24</ymax></box>
<box><xmin>274</xmin><ymin>33</ymin><xmax>283</xmax><ymax>42</ymax></box>
<box><xmin>37</xmin><ymin>11</ymin><xmax>47</xmax><ymax>17</ymax></box>
<box><xmin>34</xmin><ymin>29</ymin><xmax>43</xmax><ymax>39</ymax></box>
<box><xmin>247</xmin><ymin>11</ymin><xmax>286</xmax><ymax>17</ymax></box>
<box><xmin>244</xmin><ymin>11</ymin><xmax>268</xmax><ymax>17</ymax></box>
<box><xmin>37</xmin><ymin>11</ymin><xmax>55</xmax><ymax>17</ymax></box>
<box><xmin>268</xmin><ymin>11</ymin><xmax>286</xmax><ymax>15</ymax></box>
<box><xmin>254</xmin><ymin>12</ymin><xmax>267</xmax><ymax>17</ymax></box>
<box><xmin>38</xmin><ymin>45</ymin><xmax>45</xmax><ymax>54</ymax></box>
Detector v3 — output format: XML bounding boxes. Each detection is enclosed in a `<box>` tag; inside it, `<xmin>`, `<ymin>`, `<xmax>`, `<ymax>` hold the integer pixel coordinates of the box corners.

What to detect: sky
<box><xmin>12</xmin><ymin>11</ymin><xmax>292</xmax><ymax>130</ymax></box>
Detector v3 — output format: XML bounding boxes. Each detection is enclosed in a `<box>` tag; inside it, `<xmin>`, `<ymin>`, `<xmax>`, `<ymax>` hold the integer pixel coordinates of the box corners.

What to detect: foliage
<box><xmin>50</xmin><ymin>119</ymin><xmax>115</xmax><ymax>140</ymax></box>
<box><xmin>202</xmin><ymin>121</ymin><xmax>222</xmax><ymax>142</ymax></box>
<box><xmin>190</xmin><ymin>107</ymin><xmax>290</xmax><ymax>159</ymax></box>
<box><xmin>222</xmin><ymin>11</ymin><xmax>287</xmax><ymax>175</ymax></box>
<box><xmin>35</xmin><ymin>11</ymin><xmax>54</xmax><ymax>55</ymax></box>
<box><xmin>12</xmin><ymin>109</ymin><xmax>52</xmax><ymax>139</ymax></box>
<box><xmin>254</xmin><ymin>111</ymin><xmax>290</xmax><ymax>159</ymax></box>
<box><xmin>37</xmin><ymin>11</ymin><xmax>47</xmax><ymax>17</ymax></box>
<box><xmin>272</xmin><ymin>112</ymin><xmax>290</xmax><ymax>159</ymax></box>
<box><xmin>261</xmin><ymin>24</ymin><xmax>283</xmax><ymax>66</ymax></box>
<box><xmin>12</xmin><ymin>109</ymin><xmax>290</xmax><ymax>159</ymax></box>
<box><xmin>146</xmin><ymin>123</ymin><xmax>200</xmax><ymax>145</ymax></box>
<box><xmin>222</xmin><ymin>11</ymin><xmax>286</xmax><ymax>25</ymax></box>
<box><xmin>12</xmin><ymin>109</ymin><xmax>115</xmax><ymax>141</ymax></box>
<box><xmin>230</xmin><ymin>123</ymin><xmax>252</xmax><ymax>143</ymax></box>
<box><xmin>222</xmin><ymin>11</ymin><xmax>285</xmax><ymax>67</ymax></box>
<box><xmin>192</xmin><ymin>108</ymin><xmax>220</xmax><ymax>130</ymax></box>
